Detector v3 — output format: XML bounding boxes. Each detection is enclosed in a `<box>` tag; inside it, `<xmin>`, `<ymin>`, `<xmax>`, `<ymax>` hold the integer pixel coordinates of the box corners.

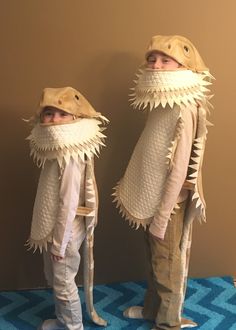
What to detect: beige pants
<box><xmin>43</xmin><ymin>217</ymin><xmax>86</xmax><ymax>330</ymax></box>
<box><xmin>143</xmin><ymin>201</ymin><xmax>192</xmax><ymax>330</ymax></box>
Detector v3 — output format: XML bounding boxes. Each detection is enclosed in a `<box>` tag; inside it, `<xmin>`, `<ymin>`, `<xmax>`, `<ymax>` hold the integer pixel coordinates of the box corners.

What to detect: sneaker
<box><xmin>181</xmin><ymin>317</ymin><xmax>198</xmax><ymax>328</ymax></box>
<box><xmin>124</xmin><ymin>306</ymin><xmax>197</xmax><ymax>329</ymax></box>
<box><xmin>123</xmin><ymin>306</ymin><xmax>144</xmax><ymax>319</ymax></box>
<box><xmin>37</xmin><ymin>319</ymin><xmax>65</xmax><ymax>330</ymax></box>
<box><xmin>152</xmin><ymin>318</ymin><xmax>198</xmax><ymax>329</ymax></box>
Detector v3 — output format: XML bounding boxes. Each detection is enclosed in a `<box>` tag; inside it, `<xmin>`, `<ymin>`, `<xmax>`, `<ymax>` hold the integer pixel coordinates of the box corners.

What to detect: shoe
<box><xmin>124</xmin><ymin>306</ymin><xmax>197</xmax><ymax>329</ymax></box>
<box><xmin>181</xmin><ymin>317</ymin><xmax>197</xmax><ymax>328</ymax></box>
<box><xmin>55</xmin><ymin>298</ymin><xmax>83</xmax><ymax>330</ymax></box>
<box><xmin>151</xmin><ymin>318</ymin><xmax>198</xmax><ymax>329</ymax></box>
<box><xmin>123</xmin><ymin>306</ymin><xmax>144</xmax><ymax>319</ymax></box>
<box><xmin>37</xmin><ymin>319</ymin><xmax>65</xmax><ymax>330</ymax></box>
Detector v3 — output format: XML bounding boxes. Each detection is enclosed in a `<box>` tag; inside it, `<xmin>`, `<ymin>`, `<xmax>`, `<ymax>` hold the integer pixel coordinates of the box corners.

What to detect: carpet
<box><xmin>0</xmin><ymin>276</ymin><xmax>236</xmax><ymax>329</ymax></box>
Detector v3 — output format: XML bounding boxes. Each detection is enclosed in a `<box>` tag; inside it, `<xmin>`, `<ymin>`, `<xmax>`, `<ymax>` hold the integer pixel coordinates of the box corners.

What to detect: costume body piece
<box><xmin>41</xmin><ymin>157</ymin><xmax>98</xmax><ymax>330</ymax></box>
<box><xmin>113</xmin><ymin>35</ymin><xmax>213</xmax><ymax>330</ymax></box>
<box><xmin>26</xmin><ymin>87</ymin><xmax>107</xmax><ymax>330</ymax></box>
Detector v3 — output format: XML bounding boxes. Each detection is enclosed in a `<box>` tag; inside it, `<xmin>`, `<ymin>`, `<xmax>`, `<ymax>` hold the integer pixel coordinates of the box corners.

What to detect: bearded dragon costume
<box><xmin>113</xmin><ymin>35</ymin><xmax>213</xmax><ymax>330</ymax></box>
<box><xmin>26</xmin><ymin>87</ymin><xmax>107</xmax><ymax>330</ymax></box>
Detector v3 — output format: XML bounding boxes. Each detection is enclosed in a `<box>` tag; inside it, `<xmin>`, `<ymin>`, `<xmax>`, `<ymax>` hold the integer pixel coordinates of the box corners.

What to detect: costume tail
<box><xmin>83</xmin><ymin>232</ymin><xmax>107</xmax><ymax>326</ymax></box>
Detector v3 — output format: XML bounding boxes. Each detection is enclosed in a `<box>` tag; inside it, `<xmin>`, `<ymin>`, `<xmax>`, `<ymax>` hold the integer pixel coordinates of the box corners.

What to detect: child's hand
<box><xmin>51</xmin><ymin>253</ymin><xmax>63</xmax><ymax>262</ymax></box>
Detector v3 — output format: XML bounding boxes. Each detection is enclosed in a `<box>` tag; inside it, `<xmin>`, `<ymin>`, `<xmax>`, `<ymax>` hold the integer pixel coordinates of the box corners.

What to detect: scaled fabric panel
<box><xmin>113</xmin><ymin>66</ymin><xmax>213</xmax><ymax>240</ymax></box>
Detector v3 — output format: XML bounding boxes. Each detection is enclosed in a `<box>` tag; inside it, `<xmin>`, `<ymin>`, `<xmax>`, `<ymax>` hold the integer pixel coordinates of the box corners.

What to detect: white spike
<box><xmin>193</xmin><ymin>149</ymin><xmax>202</xmax><ymax>156</ymax></box>
<box><xmin>191</xmin><ymin>156</ymin><xmax>200</xmax><ymax>163</ymax></box>
<box><xmin>192</xmin><ymin>192</ymin><xmax>199</xmax><ymax>200</ymax></box>
<box><xmin>188</xmin><ymin>164</ymin><xmax>198</xmax><ymax>170</ymax></box>
<box><xmin>196</xmin><ymin>198</ymin><xmax>202</xmax><ymax>208</ymax></box>
<box><xmin>189</xmin><ymin>172</ymin><xmax>197</xmax><ymax>178</ymax></box>
<box><xmin>193</xmin><ymin>143</ymin><xmax>203</xmax><ymax>149</ymax></box>
<box><xmin>187</xmin><ymin>178</ymin><xmax>197</xmax><ymax>184</ymax></box>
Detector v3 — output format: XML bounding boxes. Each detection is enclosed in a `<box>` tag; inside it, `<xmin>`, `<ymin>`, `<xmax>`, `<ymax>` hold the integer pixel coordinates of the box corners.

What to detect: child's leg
<box><xmin>143</xmin><ymin>201</ymin><xmax>189</xmax><ymax>330</ymax></box>
<box><xmin>42</xmin><ymin>251</ymin><xmax>65</xmax><ymax>329</ymax></box>
<box><xmin>43</xmin><ymin>217</ymin><xmax>86</xmax><ymax>330</ymax></box>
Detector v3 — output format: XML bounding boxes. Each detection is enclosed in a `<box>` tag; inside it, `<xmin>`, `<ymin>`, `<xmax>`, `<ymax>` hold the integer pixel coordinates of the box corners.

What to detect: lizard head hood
<box><xmin>145</xmin><ymin>35</ymin><xmax>208</xmax><ymax>72</ymax></box>
<box><xmin>37</xmin><ymin>86</ymin><xmax>102</xmax><ymax>120</ymax></box>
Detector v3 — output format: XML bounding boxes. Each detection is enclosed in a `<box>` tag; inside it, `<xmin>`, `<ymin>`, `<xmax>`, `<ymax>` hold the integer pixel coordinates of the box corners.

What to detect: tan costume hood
<box><xmin>38</xmin><ymin>86</ymin><xmax>103</xmax><ymax>119</ymax></box>
<box><xmin>145</xmin><ymin>35</ymin><xmax>208</xmax><ymax>72</ymax></box>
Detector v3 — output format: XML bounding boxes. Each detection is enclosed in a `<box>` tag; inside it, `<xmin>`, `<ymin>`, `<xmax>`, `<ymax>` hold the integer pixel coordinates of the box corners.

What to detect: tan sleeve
<box><xmin>149</xmin><ymin>108</ymin><xmax>196</xmax><ymax>239</ymax></box>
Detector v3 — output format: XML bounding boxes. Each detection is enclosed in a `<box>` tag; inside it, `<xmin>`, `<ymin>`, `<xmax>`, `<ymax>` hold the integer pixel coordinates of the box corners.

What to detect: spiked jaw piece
<box><xmin>130</xmin><ymin>69</ymin><xmax>213</xmax><ymax>111</ymax></box>
<box><xmin>27</xmin><ymin>118</ymin><xmax>107</xmax><ymax>168</ymax></box>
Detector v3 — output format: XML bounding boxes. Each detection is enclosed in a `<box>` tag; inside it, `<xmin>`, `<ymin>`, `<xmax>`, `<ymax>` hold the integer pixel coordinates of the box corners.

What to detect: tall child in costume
<box><xmin>113</xmin><ymin>35</ymin><xmax>213</xmax><ymax>330</ymax></box>
<box><xmin>26</xmin><ymin>87</ymin><xmax>108</xmax><ymax>330</ymax></box>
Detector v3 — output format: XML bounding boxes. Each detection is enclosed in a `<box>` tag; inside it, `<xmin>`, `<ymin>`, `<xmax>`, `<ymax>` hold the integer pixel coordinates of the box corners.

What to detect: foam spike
<box><xmin>196</xmin><ymin>198</ymin><xmax>202</xmax><ymax>208</ymax></box>
<box><xmin>192</xmin><ymin>192</ymin><xmax>199</xmax><ymax>200</ymax></box>
<box><xmin>188</xmin><ymin>164</ymin><xmax>198</xmax><ymax>170</ymax></box>
<box><xmin>187</xmin><ymin>178</ymin><xmax>197</xmax><ymax>184</ymax></box>
<box><xmin>189</xmin><ymin>172</ymin><xmax>198</xmax><ymax>178</ymax></box>
<box><xmin>193</xmin><ymin>149</ymin><xmax>202</xmax><ymax>156</ymax></box>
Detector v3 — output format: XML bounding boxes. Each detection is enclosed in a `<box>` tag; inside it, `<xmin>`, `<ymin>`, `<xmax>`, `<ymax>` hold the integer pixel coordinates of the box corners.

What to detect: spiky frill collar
<box><xmin>27</xmin><ymin>118</ymin><xmax>107</xmax><ymax>168</ymax></box>
<box><xmin>130</xmin><ymin>68</ymin><xmax>213</xmax><ymax>110</ymax></box>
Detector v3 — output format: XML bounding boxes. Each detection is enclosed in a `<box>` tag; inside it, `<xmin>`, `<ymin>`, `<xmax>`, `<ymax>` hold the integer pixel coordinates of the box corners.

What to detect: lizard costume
<box><xmin>113</xmin><ymin>35</ymin><xmax>213</xmax><ymax>330</ymax></box>
<box><xmin>26</xmin><ymin>87</ymin><xmax>107</xmax><ymax>329</ymax></box>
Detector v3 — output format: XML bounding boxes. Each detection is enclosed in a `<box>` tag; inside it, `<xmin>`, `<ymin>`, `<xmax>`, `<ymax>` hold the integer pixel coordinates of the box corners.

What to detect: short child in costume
<box><xmin>113</xmin><ymin>35</ymin><xmax>213</xmax><ymax>330</ymax></box>
<box><xmin>26</xmin><ymin>87</ymin><xmax>108</xmax><ymax>330</ymax></box>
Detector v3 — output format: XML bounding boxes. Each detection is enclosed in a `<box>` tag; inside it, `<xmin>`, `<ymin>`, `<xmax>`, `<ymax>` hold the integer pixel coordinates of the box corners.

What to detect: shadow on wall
<box><xmin>0</xmin><ymin>108</ymin><xmax>47</xmax><ymax>290</ymax></box>
<box><xmin>77</xmin><ymin>52</ymin><xmax>149</xmax><ymax>285</ymax></box>
<box><xmin>1</xmin><ymin>52</ymin><xmax>149</xmax><ymax>290</ymax></box>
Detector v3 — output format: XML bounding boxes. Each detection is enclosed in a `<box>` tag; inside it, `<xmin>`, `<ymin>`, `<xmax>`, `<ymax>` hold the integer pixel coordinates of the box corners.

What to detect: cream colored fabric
<box><xmin>113</xmin><ymin>69</ymin><xmax>212</xmax><ymax>239</ymax></box>
<box><xmin>83</xmin><ymin>233</ymin><xmax>107</xmax><ymax>326</ymax></box>
<box><xmin>26</xmin><ymin>117</ymin><xmax>106</xmax><ymax>254</ymax></box>
<box><xmin>28</xmin><ymin>158</ymin><xmax>85</xmax><ymax>255</ymax></box>
<box><xmin>27</xmin><ymin>118</ymin><xmax>106</xmax><ymax>168</ymax></box>
<box><xmin>115</xmin><ymin>105</ymin><xmax>180</xmax><ymax>226</ymax></box>
<box><xmin>81</xmin><ymin>159</ymin><xmax>107</xmax><ymax>326</ymax></box>
<box><xmin>26</xmin><ymin>115</ymin><xmax>107</xmax><ymax>251</ymax></box>
<box><xmin>29</xmin><ymin>160</ymin><xmax>60</xmax><ymax>252</ymax></box>
<box><xmin>149</xmin><ymin>106</ymin><xmax>196</xmax><ymax>239</ymax></box>
<box><xmin>145</xmin><ymin>35</ymin><xmax>208</xmax><ymax>72</ymax></box>
<box><xmin>130</xmin><ymin>69</ymin><xmax>212</xmax><ymax>110</ymax></box>
<box><xmin>83</xmin><ymin>159</ymin><xmax>99</xmax><ymax>235</ymax></box>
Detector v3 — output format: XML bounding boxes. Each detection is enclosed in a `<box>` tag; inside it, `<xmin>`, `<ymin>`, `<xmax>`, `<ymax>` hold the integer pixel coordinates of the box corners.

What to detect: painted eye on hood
<box><xmin>184</xmin><ymin>45</ymin><xmax>189</xmax><ymax>53</ymax></box>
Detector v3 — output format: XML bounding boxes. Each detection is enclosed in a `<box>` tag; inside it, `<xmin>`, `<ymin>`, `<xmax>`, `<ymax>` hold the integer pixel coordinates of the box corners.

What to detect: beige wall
<box><xmin>1</xmin><ymin>0</ymin><xmax>235</xmax><ymax>290</ymax></box>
